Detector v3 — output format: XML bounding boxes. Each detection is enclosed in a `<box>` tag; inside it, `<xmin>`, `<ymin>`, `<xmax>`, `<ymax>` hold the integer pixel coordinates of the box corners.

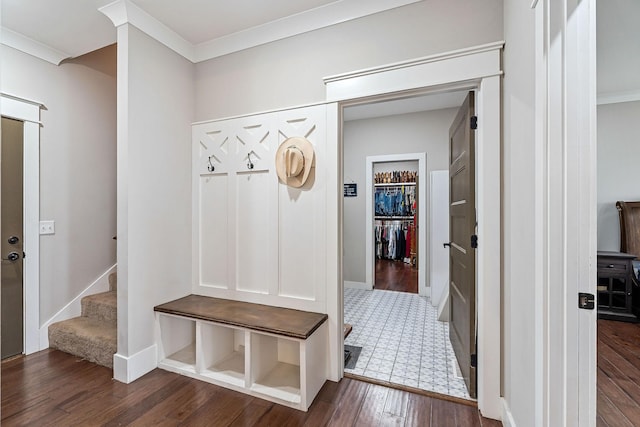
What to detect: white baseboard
<box><xmin>344</xmin><ymin>281</ymin><xmax>372</xmax><ymax>290</ymax></box>
<box><xmin>419</xmin><ymin>285</ymin><xmax>431</xmax><ymax>298</ymax></box>
<box><xmin>113</xmin><ymin>344</ymin><xmax>157</xmax><ymax>383</ymax></box>
<box><xmin>39</xmin><ymin>264</ymin><xmax>117</xmax><ymax>350</ymax></box>
<box><xmin>501</xmin><ymin>398</ymin><xmax>516</xmax><ymax>427</ymax></box>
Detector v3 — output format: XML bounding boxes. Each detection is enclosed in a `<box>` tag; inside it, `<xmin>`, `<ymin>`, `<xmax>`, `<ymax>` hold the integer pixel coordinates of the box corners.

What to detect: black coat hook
<box><xmin>247</xmin><ymin>152</ymin><xmax>254</xmax><ymax>170</ymax></box>
<box><xmin>207</xmin><ymin>156</ymin><xmax>215</xmax><ymax>172</ymax></box>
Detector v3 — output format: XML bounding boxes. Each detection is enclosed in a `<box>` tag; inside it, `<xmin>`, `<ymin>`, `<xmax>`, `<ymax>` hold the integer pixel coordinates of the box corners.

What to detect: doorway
<box><xmin>594</xmin><ymin>1</ymin><xmax>640</xmax><ymax>423</ymax></box>
<box><xmin>1</xmin><ymin>117</ymin><xmax>25</xmax><ymax>359</ymax></box>
<box><xmin>372</xmin><ymin>159</ymin><xmax>419</xmax><ymax>294</ymax></box>
<box><xmin>342</xmin><ymin>91</ymin><xmax>474</xmax><ymax>400</ymax></box>
<box><xmin>325</xmin><ymin>41</ymin><xmax>503</xmax><ymax>417</ymax></box>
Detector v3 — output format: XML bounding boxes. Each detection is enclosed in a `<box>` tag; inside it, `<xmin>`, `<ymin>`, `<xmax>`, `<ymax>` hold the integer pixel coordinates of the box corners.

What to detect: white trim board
<box><xmin>1</xmin><ymin>93</ymin><xmax>42</xmax><ymax>355</ymax></box>
<box><xmin>344</xmin><ymin>281</ymin><xmax>370</xmax><ymax>290</ymax></box>
<box><xmin>365</xmin><ymin>153</ymin><xmax>427</xmax><ymax>296</ymax></box>
<box><xmin>113</xmin><ymin>344</ymin><xmax>158</xmax><ymax>383</ymax></box>
<box><xmin>328</xmin><ymin>42</ymin><xmax>503</xmax><ymax>420</ymax></box>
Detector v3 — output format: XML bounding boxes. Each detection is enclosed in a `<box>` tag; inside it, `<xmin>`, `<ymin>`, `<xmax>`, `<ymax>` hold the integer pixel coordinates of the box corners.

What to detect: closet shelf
<box><xmin>374</xmin><ymin>182</ymin><xmax>416</xmax><ymax>187</ymax></box>
<box><xmin>375</xmin><ymin>216</ymin><xmax>415</xmax><ymax>220</ymax></box>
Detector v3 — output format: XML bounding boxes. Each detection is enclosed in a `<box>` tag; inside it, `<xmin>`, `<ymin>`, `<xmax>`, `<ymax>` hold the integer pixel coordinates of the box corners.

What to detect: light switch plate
<box><xmin>39</xmin><ymin>220</ymin><xmax>55</xmax><ymax>235</ymax></box>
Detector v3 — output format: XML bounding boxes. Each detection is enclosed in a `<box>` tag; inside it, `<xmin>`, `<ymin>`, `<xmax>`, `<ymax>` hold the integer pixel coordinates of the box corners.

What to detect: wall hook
<box><xmin>207</xmin><ymin>156</ymin><xmax>215</xmax><ymax>172</ymax></box>
<box><xmin>247</xmin><ymin>152</ymin><xmax>255</xmax><ymax>170</ymax></box>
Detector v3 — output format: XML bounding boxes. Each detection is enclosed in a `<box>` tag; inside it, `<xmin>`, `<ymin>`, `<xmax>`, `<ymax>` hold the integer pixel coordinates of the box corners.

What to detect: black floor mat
<box><xmin>344</xmin><ymin>345</ymin><xmax>362</xmax><ymax>369</ymax></box>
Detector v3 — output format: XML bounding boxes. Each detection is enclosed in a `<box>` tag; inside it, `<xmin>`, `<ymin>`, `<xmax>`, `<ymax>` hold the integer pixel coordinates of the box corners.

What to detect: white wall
<box><xmin>597</xmin><ymin>101</ymin><xmax>640</xmax><ymax>251</ymax></box>
<box><xmin>2</xmin><ymin>44</ymin><xmax>117</xmax><ymax>324</ymax></box>
<box><xmin>343</xmin><ymin>109</ymin><xmax>456</xmax><ymax>284</ymax></box>
<box><xmin>194</xmin><ymin>0</ymin><xmax>503</xmax><ymax>120</ymax></box>
<box><xmin>502</xmin><ymin>2</ymin><xmax>536</xmax><ymax>425</ymax></box>
<box><xmin>115</xmin><ymin>25</ymin><xmax>194</xmax><ymax>378</ymax></box>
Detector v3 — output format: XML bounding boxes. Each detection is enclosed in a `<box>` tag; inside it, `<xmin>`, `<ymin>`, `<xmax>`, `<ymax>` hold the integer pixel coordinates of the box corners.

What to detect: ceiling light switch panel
<box><xmin>39</xmin><ymin>220</ymin><xmax>55</xmax><ymax>235</ymax></box>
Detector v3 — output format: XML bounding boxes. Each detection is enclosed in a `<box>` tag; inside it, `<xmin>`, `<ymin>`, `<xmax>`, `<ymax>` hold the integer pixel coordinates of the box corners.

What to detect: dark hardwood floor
<box><xmin>375</xmin><ymin>259</ymin><xmax>418</xmax><ymax>294</ymax></box>
<box><xmin>2</xmin><ymin>349</ymin><xmax>501</xmax><ymax>426</ymax></box>
<box><xmin>598</xmin><ymin>319</ymin><xmax>640</xmax><ymax>426</ymax></box>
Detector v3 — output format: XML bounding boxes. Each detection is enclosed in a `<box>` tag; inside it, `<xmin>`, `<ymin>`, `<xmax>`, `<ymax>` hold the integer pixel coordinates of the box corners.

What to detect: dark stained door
<box><xmin>448</xmin><ymin>92</ymin><xmax>476</xmax><ymax>398</ymax></box>
<box><xmin>2</xmin><ymin>117</ymin><xmax>25</xmax><ymax>359</ymax></box>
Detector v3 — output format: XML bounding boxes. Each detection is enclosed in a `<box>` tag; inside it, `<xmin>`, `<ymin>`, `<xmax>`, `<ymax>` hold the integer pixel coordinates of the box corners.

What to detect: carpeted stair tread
<box><xmin>48</xmin><ymin>317</ymin><xmax>116</xmax><ymax>368</ymax></box>
<box><xmin>81</xmin><ymin>291</ymin><xmax>117</xmax><ymax>325</ymax></box>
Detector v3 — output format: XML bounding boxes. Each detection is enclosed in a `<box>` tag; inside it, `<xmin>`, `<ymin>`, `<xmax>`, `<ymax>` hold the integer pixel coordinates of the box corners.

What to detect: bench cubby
<box><xmin>154</xmin><ymin>295</ymin><xmax>328</xmax><ymax>411</ymax></box>
<box><xmin>198</xmin><ymin>322</ymin><xmax>246</xmax><ymax>387</ymax></box>
<box><xmin>157</xmin><ymin>314</ymin><xmax>196</xmax><ymax>373</ymax></box>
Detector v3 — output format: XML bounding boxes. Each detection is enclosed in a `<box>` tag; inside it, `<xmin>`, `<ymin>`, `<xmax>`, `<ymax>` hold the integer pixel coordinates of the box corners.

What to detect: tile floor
<box><xmin>344</xmin><ymin>287</ymin><xmax>471</xmax><ymax>400</ymax></box>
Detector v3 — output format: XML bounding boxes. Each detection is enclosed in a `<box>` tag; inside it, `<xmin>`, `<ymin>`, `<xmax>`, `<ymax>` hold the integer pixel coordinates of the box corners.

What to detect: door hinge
<box><xmin>470</xmin><ymin>115</ymin><xmax>478</xmax><ymax>130</ymax></box>
<box><xmin>578</xmin><ymin>293</ymin><xmax>595</xmax><ymax>310</ymax></box>
<box><xmin>471</xmin><ymin>354</ymin><xmax>477</xmax><ymax>368</ymax></box>
<box><xmin>471</xmin><ymin>234</ymin><xmax>478</xmax><ymax>249</ymax></box>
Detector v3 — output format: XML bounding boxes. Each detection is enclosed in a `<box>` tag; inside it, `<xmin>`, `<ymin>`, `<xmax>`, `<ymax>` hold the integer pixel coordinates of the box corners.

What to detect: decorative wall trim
<box><xmin>38</xmin><ymin>264</ymin><xmax>116</xmax><ymax>350</ymax></box>
<box><xmin>597</xmin><ymin>89</ymin><xmax>640</xmax><ymax>106</ymax></box>
<box><xmin>1</xmin><ymin>27</ymin><xmax>71</xmax><ymax>65</ymax></box>
<box><xmin>324</xmin><ymin>41</ymin><xmax>504</xmax><ymax>84</ymax></box>
<box><xmin>113</xmin><ymin>344</ymin><xmax>157</xmax><ymax>383</ymax></box>
<box><xmin>324</xmin><ymin>41</ymin><xmax>504</xmax><ymax>102</ymax></box>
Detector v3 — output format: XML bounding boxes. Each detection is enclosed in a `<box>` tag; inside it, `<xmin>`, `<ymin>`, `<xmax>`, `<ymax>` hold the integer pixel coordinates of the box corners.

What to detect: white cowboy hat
<box><xmin>275</xmin><ymin>137</ymin><xmax>315</xmax><ymax>188</ymax></box>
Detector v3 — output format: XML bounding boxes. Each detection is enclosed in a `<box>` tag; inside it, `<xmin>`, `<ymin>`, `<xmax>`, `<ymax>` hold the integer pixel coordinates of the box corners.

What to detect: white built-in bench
<box><xmin>154</xmin><ymin>294</ymin><xmax>328</xmax><ymax>411</ymax></box>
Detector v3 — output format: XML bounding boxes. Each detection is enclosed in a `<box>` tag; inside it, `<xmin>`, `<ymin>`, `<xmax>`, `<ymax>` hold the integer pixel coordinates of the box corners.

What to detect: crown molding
<box><xmin>101</xmin><ymin>0</ymin><xmax>420</xmax><ymax>63</ymax></box>
<box><xmin>100</xmin><ymin>0</ymin><xmax>195</xmax><ymax>62</ymax></box>
<box><xmin>597</xmin><ymin>89</ymin><xmax>640</xmax><ymax>105</ymax></box>
<box><xmin>193</xmin><ymin>0</ymin><xmax>422</xmax><ymax>62</ymax></box>
<box><xmin>1</xmin><ymin>27</ymin><xmax>71</xmax><ymax>65</ymax></box>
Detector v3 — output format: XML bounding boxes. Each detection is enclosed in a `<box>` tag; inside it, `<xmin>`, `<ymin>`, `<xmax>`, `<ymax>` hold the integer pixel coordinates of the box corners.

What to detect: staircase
<box><xmin>48</xmin><ymin>273</ymin><xmax>117</xmax><ymax>368</ymax></box>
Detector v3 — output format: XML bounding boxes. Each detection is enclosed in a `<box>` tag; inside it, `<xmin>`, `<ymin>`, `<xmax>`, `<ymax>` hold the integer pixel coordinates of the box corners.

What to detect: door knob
<box><xmin>4</xmin><ymin>252</ymin><xmax>20</xmax><ymax>262</ymax></box>
<box><xmin>7</xmin><ymin>236</ymin><xmax>19</xmax><ymax>245</ymax></box>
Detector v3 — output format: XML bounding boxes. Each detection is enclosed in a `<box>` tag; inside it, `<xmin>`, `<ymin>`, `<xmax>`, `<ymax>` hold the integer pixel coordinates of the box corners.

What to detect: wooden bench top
<box><xmin>154</xmin><ymin>294</ymin><xmax>328</xmax><ymax>340</ymax></box>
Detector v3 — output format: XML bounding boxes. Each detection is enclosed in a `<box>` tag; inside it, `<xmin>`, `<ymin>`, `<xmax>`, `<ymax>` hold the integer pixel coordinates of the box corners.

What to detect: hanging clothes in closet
<box><xmin>375</xmin><ymin>220</ymin><xmax>412</xmax><ymax>261</ymax></box>
<box><xmin>374</xmin><ymin>185</ymin><xmax>416</xmax><ymax>217</ymax></box>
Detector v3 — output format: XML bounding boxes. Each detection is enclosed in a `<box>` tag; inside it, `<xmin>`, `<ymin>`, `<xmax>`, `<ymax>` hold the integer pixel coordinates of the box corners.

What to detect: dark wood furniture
<box><xmin>597</xmin><ymin>251</ymin><xmax>638</xmax><ymax>322</ymax></box>
<box><xmin>617</xmin><ymin>201</ymin><xmax>640</xmax><ymax>259</ymax></box>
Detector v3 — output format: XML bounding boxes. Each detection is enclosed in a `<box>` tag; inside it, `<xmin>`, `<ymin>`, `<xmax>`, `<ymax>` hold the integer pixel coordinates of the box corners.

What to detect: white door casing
<box><xmin>324</xmin><ymin>42</ymin><xmax>503</xmax><ymax>418</ymax></box>
<box><xmin>0</xmin><ymin>93</ymin><xmax>42</xmax><ymax>355</ymax></box>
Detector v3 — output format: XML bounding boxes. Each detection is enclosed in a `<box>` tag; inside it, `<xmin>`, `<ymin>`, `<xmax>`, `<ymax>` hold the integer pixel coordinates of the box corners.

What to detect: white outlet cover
<box><xmin>39</xmin><ymin>220</ymin><xmax>55</xmax><ymax>235</ymax></box>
